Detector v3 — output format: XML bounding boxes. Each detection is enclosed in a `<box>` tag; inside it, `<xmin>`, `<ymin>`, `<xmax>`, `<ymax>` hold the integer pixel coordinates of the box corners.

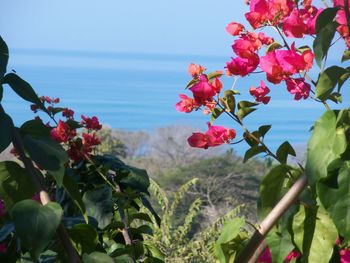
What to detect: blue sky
<box><xmin>0</xmin><ymin>0</ymin><xmax>248</xmax><ymax>56</ymax></box>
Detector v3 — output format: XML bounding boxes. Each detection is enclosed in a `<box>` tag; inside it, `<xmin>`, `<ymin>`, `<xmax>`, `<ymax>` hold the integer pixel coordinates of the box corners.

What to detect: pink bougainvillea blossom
<box><xmin>285</xmin><ymin>78</ymin><xmax>311</xmax><ymax>100</ymax></box>
<box><xmin>226</xmin><ymin>53</ymin><xmax>259</xmax><ymax>77</ymax></box>
<box><xmin>226</xmin><ymin>22</ymin><xmax>245</xmax><ymax>36</ymax></box>
<box><xmin>81</xmin><ymin>115</ymin><xmax>102</xmax><ymax>131</ymax></box>
<box><xmin>249</xmin><ymin>80</ymin><xmax>271</xmax><ymax>104</ymax></box>
<box><xmin>211</xmin><ymin>77</ymin><xmax>223</xmax><ymax>94</ymax></box>
<box><xmin>341</xmin><ymin>248</ymin><xmax>350</xmax><ymax>263</ymax></box>
<box><xmin>285</xmin><ymin>250</ymin><xmax>301</xmax><ymax>262</ymax></box>
<box><xmin>283</xmin><ymin>9</ymin><xmax>308</xmax><ymax>38</ymax></box>
<box><xmin>62</xmin><ymin>108</ymin><xmax>74</xmax><ymax>119</ymax></box>
<box><xmin>189</xmin><ymin>75</ymin><xmax>217</xmax><ymax>105</ymax></box>
<box><xmin>0</xmin><ymin>199</ymin><xmax>6</xmax><ymax>218</ymax></box>
<box><xmin>50</xmin><ymin>120</ymin><xmax>77</xmax><ymax>143</ymax></box>
<box><xmin>203</xmin><ymin>101</ymin><xmax>217</xmax><ymax>115</ymax></box>
<box><xmin>175</xmin><ymin>94</ymin><xmax>197</xmax><ymax>113</ymax></box>
<box><xmin>188</xmin><ymin>63</ymin><xmax>205</xmax><ymax>77</ymax></box>
<box><xmin>187</xmin><ymin>122</ymin><xmax>236</xmax><ymax>148</ymax></box>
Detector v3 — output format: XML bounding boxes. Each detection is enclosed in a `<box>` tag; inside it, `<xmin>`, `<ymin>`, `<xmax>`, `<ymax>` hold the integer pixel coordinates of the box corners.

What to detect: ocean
<box><xmin>1</xmin><ymin>49</ymin><xmax>338</xmax><ymax>155</ymax></box>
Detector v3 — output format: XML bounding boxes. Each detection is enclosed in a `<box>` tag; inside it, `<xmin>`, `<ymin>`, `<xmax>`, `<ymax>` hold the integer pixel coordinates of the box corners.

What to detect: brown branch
<box><xmin>235</xmin><ymin>174</ymin><xmax>308</xmax><ymax>263</ymax></box>
<box><xmin>11</xmin><ymin>128</ymin><xmax>81</xmax><ymax>263</ymax></box>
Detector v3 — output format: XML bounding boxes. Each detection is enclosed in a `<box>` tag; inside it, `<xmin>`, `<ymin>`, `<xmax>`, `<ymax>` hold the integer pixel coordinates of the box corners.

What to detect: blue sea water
<box><xmin>1</xmin><ymin>49</ymin><xmax>342</xmax><ymax>155</ymax></box>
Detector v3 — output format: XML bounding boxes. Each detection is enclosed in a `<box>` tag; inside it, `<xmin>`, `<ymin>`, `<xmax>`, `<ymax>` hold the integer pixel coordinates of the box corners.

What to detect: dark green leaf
<box><xmin>136</xmin><ymin>225</ymin><xmax>153</xmax><ymax>236</ymax></box>
<box><xmin>211</xmin><ymin>107</ymin><xmax>224</xmax><ymax>123</ymax></box>
<box><xmin>20</xmin><ymin>119</ymin><xmax>50</xmax><ymax>138</ymax></box>
<box><xmin>222</xmin><ymin>91</ymin><xmax>236</xmax><ymax>113</ymax></box>
<box><xmin>316</xmin><ymin>66</ymin><xmax>347</xmax><ymax>100</ymax></box>
<box><xmin>243</xmin><ymin>145</ymin><xmax>266</xmax><ymax>163</ymax></box>
<box><xmin>129</xmin><ymin>212</ymin><xmax>153</xmax><ymax>223</ymax></box>
<box><xmin>141</xmin><ymin>197</ymin><xmax>161</xmax><ymax>227</ymax></box>
<box><xmin>0</xmin><ymin>161</ymin><xmax>36</xmax><ymax>209</ymax></box>
<box><xmin>62</xmin><ymin>171</ymin><xmax>88</xmax><ymax>223</ymax></box>
<box><xmin>207</xmin><ymin>71</ymin><xmax>223</xmax><ymax>80</ymax></box>
<box><xmin>68</xmin><ymin>223</ymin><xmax>98</xmax><ymax>255</ymax></box>
<box><xmin>338</xmin><ymin>68</ymin><xmax>350</xmax><ymax>91</ymax></box>
<box><xmin>259</xmin><ymin>165</ymin><xmax>292</xmax><ymax>218</ymax></box>
<box><xmin>267</xmin><ymin>42</ymin><xmax>283</xmax><ymax>52</ymax></box>
<box><xmin>306</xmin><ymin>110</ymin><xmax>347</xmax><ymax>186</ymax></box>
<box><xmin>237</xmin><ymin>101</ymin><xmax>259</xmax><ymax>109</ymax></box>
<box><xmin>276</xmin><ymin>141</ymin><xmax>296</xmax><ymax>164</ymax></box>
<box><xmin>120</xmin><ymin>166</ymin><xmax>150</xmax><ymax>194</ymax></box>
<box><xmin>0</xmin><ymin>36</ymin><xmax>9</xmax><ymax>80</ymax></box>
<box><xmin>237</xmin><ymin>107</ymin><xmax>256</xmax><ymax>120</ymax></box>
<box><xmin>185</xmin><ymin>78</ymin><xmax>198</xmax><ymax>89</ymax></box>
<box><xmin>0</xmin><ymin>107</ymin><xmax>13</xmax><ymax>153</ymax></box>
<box><xmin>22</xmin><ymin>135</ymin><xmax>68</xmax><ymax>186</ymax></box>
<box><xmin>3</xmin><ymin>73</ymin><xmax>47</xmax><ymax>113</ymax></box>
<box><xmin>82</xmin><ymin>252</ymin><xmax>115</xmax><ymax>263</ymax></box>
<box><xmin>315</xmin><ymin>7</ymin><xmax>340</xmax><ymax>34</ymax></box>
<box><xmin>318</xmin><ymin>161</ymin><xmax>350</xmax><ymax>242</ymax></box>
<box><xmin>83</xmin><ymin>185</ymin><xmax>113</xmax><ymax>229</ymax></box>
<box><xmin>258</xmin><ymin>125</ymin><xmax>271</xmax><ymax>138</ymax></box>
<box><xmin>341</xmin><ymin>50</ymin><xmax>350</xmax><ymax>63</ymax></box>
<box><xmin>11</xmin><ymin>200</ymin><xmax>63</xmax><ymax>259</ymax></box>
<box><xmin>313</xmin><ymin>22</ymin><xmax>337</xmax><ymax>67</ymax></box>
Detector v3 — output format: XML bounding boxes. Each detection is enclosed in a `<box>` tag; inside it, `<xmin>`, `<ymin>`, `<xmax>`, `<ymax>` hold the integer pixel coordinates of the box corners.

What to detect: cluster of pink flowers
<box><xmin>250</xmin><ymin>80</ymin><xmax>271</xmax><ymax>104</ymax></box>
<box><xmin>334</xmin><ymin>0</ymin><xmax>350</xmax><ymax>48</ymax></box>
<box><xmin>187</xmin><ymin>122</ymin><xmax>236</xmax><ymax>149</ymax></box>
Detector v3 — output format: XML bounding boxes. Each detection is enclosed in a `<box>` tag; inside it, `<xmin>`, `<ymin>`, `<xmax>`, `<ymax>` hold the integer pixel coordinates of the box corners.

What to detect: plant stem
<box><xmin>11</xmin><ymin>128</ymin><xmax>81</xmax><ymax>263</ymax></box>
<box><xmin>235</xmin><ymin>174</ymin><xmax>308</xmax><ymax>263</ymax></box>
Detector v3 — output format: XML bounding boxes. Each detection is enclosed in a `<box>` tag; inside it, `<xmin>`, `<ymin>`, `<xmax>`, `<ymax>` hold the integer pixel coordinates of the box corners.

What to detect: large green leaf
<box><xmin>315</xmin><ymin>66</ymin><xmax>347</xmax><ymax>101</ymax></box>
<box><xmin>83</xmin><ymin>185</ymin><xmax>113</xmax><ymax>229</ymax></box>
<box><xmin>243</xmin><ymin>145</ymin><xmax>266</xmax><ymax>163</ymax></box>
<box><xmin>20</xmin><ymin>119</ymin><xmax>51</xmax><ymax>138</ymax></box>
<box><xmin>258</xmin><ymin>165</ymin><xmax>292</xmax><ymax>219</ymax></box>
<box><xmin>315</xmin><ymin>7</ymin><xmax>340</xmax><ymax>34</ymax></box>
<box><xmin>0</xmin><ymin>106</ymin><xmax>13</xmax><ymax>153</ymax></box>
<box><xmin>318</xmin><ymin>161</ymin><xmax>350</xmax><ymax>242</ymax></box>
<box><xmin>82</xmin><ymin>252</ymin><xmax>115</xmax><ymax>263</ymax></box>
<box><xmin>313</xmin><ymin>22</ymin><xmax>337</xmax><ymax>67</ymax></box>
<box><xmin>0</xmin><ymin>36</ymin><xmax>9</xmax><ymax>80</ymax></box>
<box><xmin>266</xmin><ymin>230</ymin><xmax>294</xmax><ymax>263</ymax></box>
<box><xmin>120</xmin><ymin>166</ymin><xmax>150</xmax><ymax>195</ymax></box>
<box><xmin>22</xmin><ymin>135</ymin><xmax>68</xmax><ymax>186</ymax></box>
<box><xmin>305</xmin><ymin>110</ymin><xmax>347</xmax><ymax>186</ymax></box>
<box><xmin>276</xmin><ymin>141</ymin><xmax>296</xmax><ymax>164</ymax></box>
<box><xmin>292</xmin><ymin>205</ymin><xmax>337</xmax><ymax>263</ymax></box>
<box><xmin>11</xmin><ymin>200</ymin><xmax>63</xmax><ymax>259</ymax></box>
<box><xmin>0</xmin><ymin>161</ymin><xmax>36</xmax><ymax>209</ymax></box>
<box><xmin>68</xmin><ymin>223</ymin><xmax>98</xmax><ymax>256</ymax></box>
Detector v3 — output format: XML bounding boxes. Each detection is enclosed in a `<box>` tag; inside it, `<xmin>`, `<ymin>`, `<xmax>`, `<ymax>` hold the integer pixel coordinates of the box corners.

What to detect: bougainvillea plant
<box><xmin>0</xmin><ymin>37</ymin><xmax>164</xmax><ymax>262</ymax></box>
<box><xmin>176</xmin><ymin>0</ymin><xmax>350</xmax><ymax>262</ymax></box>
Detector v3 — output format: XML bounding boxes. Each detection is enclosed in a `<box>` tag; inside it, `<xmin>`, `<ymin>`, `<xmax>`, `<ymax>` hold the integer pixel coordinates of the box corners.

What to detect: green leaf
<box><xmin>292</xmin><ymin>205</ymin><xmax>337</xmax><ymax>263</ymax></box>
<box><xmin>0</xmin><ymin>36</ymin><xmax>9</xmax><ymax>80</ymax></box>
<box><xmin>267</xmin><ymin>42</ymin><xmax>283</xmax><ymax>52</ymax></box>
<box><xmin>83</xmin><ymin>185</ymin><xmax>113</xmax><ymax>229</ymax></box>
<box><xmin>22</xmin><ymin>135</ymin><xmax>68</xmax><ymax>186</ymax></box>
<box><xmin>207</xmin><ymin>71</ymin><xmax>223</xmax><ymax>80</ymax></box>
<box><xmin>243</xmin><ymin>145</ymin><xmax>266</xmax><ymax>163</ymax></box>
<box><xmin>313</xmin><ymin>22</ymin><xmax>337</xmax><ymax>67</ymax></box>
<box><xmin>68</xmin><ymin>223</ymin><xmax>98</xmax><ymax>255</ymax></box>
<box><xmin>237</xmin><ymin>107</ymin><xmax>256</xmax><ymax>120</ymax></box>
<box><xmin>0</xmin><ymin>161</ymin><xmax>36</xmax><ymax>209</ymax></box>
<box><xmin>11</xmin><ymin>200</ymin><xmax>63</xmax><ymax>259</ymax></box>
<box><xmin>315</xmin><ymin>7</ymin><xmax>340</xmax><ymax>34</ymax></box>
<box><xmin>306</xmin><ymin>110</ymin><xmax>347</xmax><ymax>186</ymax></box>
<box><xmin>266</xmin><ymin>231</ymin><xmax>294</xmax><ymax>263</ymax></box>
<box><xmin>276</xmin><ymin>141</ymin><xmax>296</xmax><ymax>164</ymax></box>
<box><xmin>0</xmin><ymin>107</ymin><xmax>13</xmax><ymax>153</ymax></box>
<box><xmin>20</xmin><ymin>119</ymin><xmax>51</xmax><ymax>138</ymax></box>
<box><xmin>341</xmin><ymin>50</ymin><xmax>350</xmax><ymax>63</ymax></box>
<box><xmin>222</xmin><ymin>90</ymin><xmax>236</xmax><ymax>113</ymax></box>
<box><xmin>129</xmin><ymin>212</ymin><xmax>153</xmax><ymax>223</ymax></box>
<box><xmin>338</xmin><ymin>68</ymin><xmax>350</xmax><ymax>91</ymax></box>
<box><xmin>185</xmin><ymin>78</ymin><xmax>198</xmax><ymax>89</ymax></box>
<box><xmin>318</xmin><ymin>161</ymin><xmax>350</xmax><ymax>242</ymax></box>
<box><xmin>259</xmin><ymin>165</ymin><xmax>292</xmax><ymax>218</ymax></box>
<box><xmin>316</xmin><ymin>66</ymin><xmax>347</xmax><ymax>100</ymax></box>
<box><xmin>82</xmin><ymin>252</ymin><xmax>115</xmax><ymax>263</ymax></box>
<box><xmin>237</xmin><ymin>101</ymin><xmax>259</xmax><ymax>109</ymax></box>
<box><xmin>3</xmin><ymin>73</ymin><xmax>47</xmax><ymax>113</ymax></box>
<box><xmin>136</xmin><ymin>225</ymin><xmax>153</xmax><ymax>236</ymax></box>
<box><xmin>62</xmin><ymin>170</ymin><xmax>88</xmax><ymax>223</ymax></box>
<box><xmin>120</xmin><ymin>166</ymin><xmax>150</xmax><ymax>194</ymax></box>
<box><xmin>211</xmin><ymin>107</ymin><xmax>224</xmax><ymax>123</ymax></box>
<box><xmin>258</xmin><ymin>125</ymin><xmax>271</xmax><ymax>138</ymax></box>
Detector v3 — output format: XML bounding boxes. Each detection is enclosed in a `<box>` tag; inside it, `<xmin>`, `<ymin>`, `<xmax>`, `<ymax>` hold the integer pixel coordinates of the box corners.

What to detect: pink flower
<box><xmin>50</xmin><ymin>120</ymin><xmax>77</xmax><ymax>143</ymax></box>
<box><xmin>258</xmin><ymin>247</ymin><xmax>272</xmax><ymax>263</ymax></box>
<box><xmin>187</xmin><ymin>123</ymin><xmax>236</xmax><ymax>148</ymax></box>
<box><xmin>226</xmin><ymin>53</ymin><xmax>259</xmax><ymax>77</ymax></box>
<box><xmin>0</xmin><ymin>242</ymin><xmax>7</xmax><ymax>253</ymax></box>
<box><xmin>226</xmin><ymin>22</ymin><xmax>245</xmax><ymax>36</ymax></box>
<box><xmin>283</xmin><ymin>9</ymin><xmax>308</xmax><ymax>38</ymax></box>
<box><xmin>249</xmin><ymin>80</ymin><xmax>271</xmax><ymax>104</ymax></box>
<box><xmin>176</xmin><ymin>94</ymin><xmax>196</xmax><ymax>113</ymax></box>
<box><xmin>203</xmin><ymin>101</ymin><xmax>217</xmax><ymax>115</ymax></box>
<box><xmin>285</xmin><ymin>250</ymin><xmax>300</xmax><ymax>262</ymax></box>
<box><xmin>285</xmin><ymin>78</ymin><xmax>311</xmax><ymax>100</ymax></box>
<box><xmin>232</xmin><ymin>38</ymin><xmax>257</xmax><ymax>58</ymax></box>
<box><xmin>305</xmin><ymin>7</ymin><xmax>323</xmax><ymax>35</ymax></box>
<box><xmin>245</xmin><ymin>0</ymin><xmax>269</xmax><ymax>29</ymax></box>
<box><xmin>340</xmin><ymin>249</ymin><xmax>350</xmax><ymax>263</ymax></box>
<box><xmin>211</xmin><ymin>77</ymin><xmax>223</xmax><ymax>93</ymax></box>
<box><xmin>81</xmin><ymin>115</ymin><xmax>102</xmax><ymax>131</ymax></box>
<box><xmin>188</xmin><ymin>63</ymin><xmax>205</xmax><ymax>77</ymax></box>
<box><xmin>82</xmin><ymin>132</ymin><xmax>101</xmax><ymax>151</ymax></box>
<box><xmin>62</xmin><ymin>108</ymin><xmax>74</xmax><ymax>119</ymax></box>
<box><xmin>302</xmin><ymin>49</ymin><xmax>314</xmax><ymax>71</ymax></box>
<box><xmin>258</xmin><ymin>32</ymin><xmax>274</xmax><ymax>45</ymax></box>
<box><xmin>0</xmin><ymin>199</ymin><xmax>6</xmax><ymax>218</ymax></box>
<box><xmin>189</xmin><ymin>75</ymin><xmax>217</xmax><ymax>105</ymax></box>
